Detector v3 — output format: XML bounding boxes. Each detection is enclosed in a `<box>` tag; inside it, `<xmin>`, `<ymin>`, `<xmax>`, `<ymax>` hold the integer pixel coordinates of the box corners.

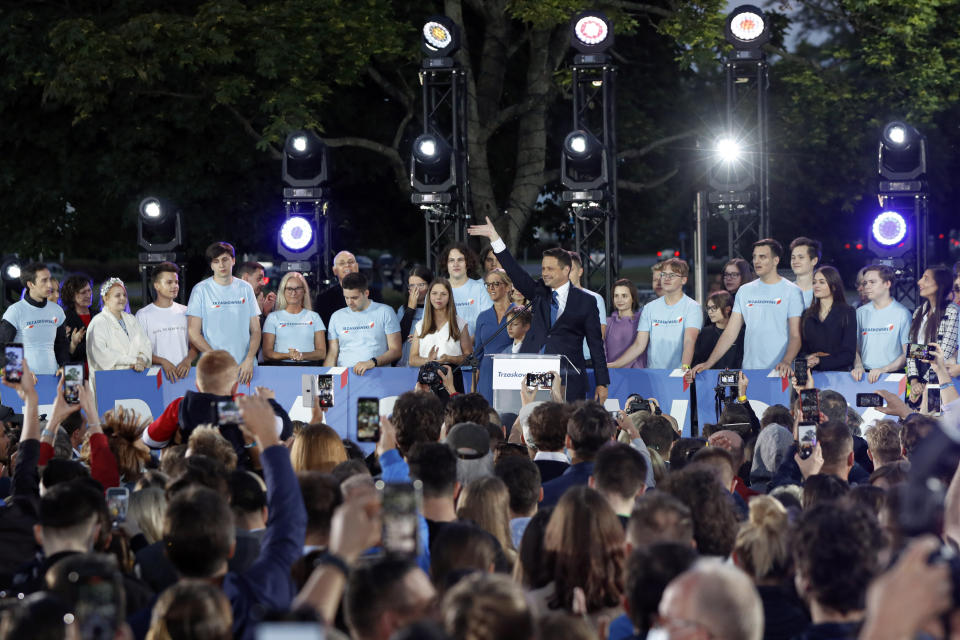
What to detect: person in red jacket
<box><xmin>142</xmin><ymin>350</ymin><xmax>292</xmax><ymax>462</ymax></box>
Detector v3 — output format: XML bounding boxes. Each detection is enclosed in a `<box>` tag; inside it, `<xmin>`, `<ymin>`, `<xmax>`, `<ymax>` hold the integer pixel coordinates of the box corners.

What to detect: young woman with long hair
<box><xmin>800</xmin><ymin>265</ymin><xmax>856</xmax><ymax>371</ymax></box>
<box><xmin>907</xmin><ymin>265</ymin><xmax>959</xmax><ymax>382</ymax></box>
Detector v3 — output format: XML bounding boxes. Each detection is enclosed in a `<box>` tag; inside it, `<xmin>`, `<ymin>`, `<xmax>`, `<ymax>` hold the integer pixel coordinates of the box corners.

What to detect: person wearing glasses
<box><xmin>261</xmin><ymin>272</ymin><xmax>326</xmax><ymax>364</ymax></box>
<box><xmin>609</xmin><ymin>258</ymin><xmax>702</xmax><ymax>371</ymax></box>
<box><xmin>693</xmin><ymin>291</ymin><xmax>743</xmax><ymax>369</ymax></box>
<box><xmin>396</xmin><ymin>265</ymin><xmax>434</xmax><ymax>367</ymax></box>
<box><xmin>474</xmin><ymin>269</ymin><xmax>517</xmax><ymax>399</ymax></box>
<box><xmin>721</xmin><ymin>258</ymin><xmax>755</xmax><ymax>298</ymax></box>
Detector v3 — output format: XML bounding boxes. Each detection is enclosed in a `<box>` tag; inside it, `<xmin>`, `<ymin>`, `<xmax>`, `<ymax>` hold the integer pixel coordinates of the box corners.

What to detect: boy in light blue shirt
<box><xmin>852</xmin><ymin>264</ymin><xmax>911</xmax><ymax>383</ymax></box>
<box><xmin>186</xmin><ymin>242</ymin><xmax>262</xmax><ymax>384</ymax></box>
<box><xmin>789</xmin><ymin>236</ymin><xmax>821</xmax><ymax>309</ymax></box>
<box><xmin>325</xmin><ymin>272</ymin><xmax>402</xmax><ymax>374</ymax></box>
<box><xmin>690</xmin><ymin>239</ymin><xmax>803</xmax><ymax>377</ymax></box>
<box><xmin>443</xmin><ymin>243</ymin><xmax>492</xmax><ymax>335</ymax></box>
<box><xmin>609</xmin><ymin>258</ymin><xmax>701</xmax><ymax>370</ymax></box>
<box><xmin>0</xmin><ymin>263</ymin><xmax>66</xmax><ymax>375</ymax></box>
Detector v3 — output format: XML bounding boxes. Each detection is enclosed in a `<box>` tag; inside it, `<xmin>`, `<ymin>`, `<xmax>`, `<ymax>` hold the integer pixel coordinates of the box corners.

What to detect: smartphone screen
<box><xmin>928</xmin><ymin>387</ymin><xmax>942</xmax><ymax>415</ymax></box>
<box><xmin>75</xmin><ymin>577</ymin><xmax>120</xmax><ymax>639</ymax></box>
<box><xmin>800</xmin><ymin>389</ymin><xmax>820</xmax><ymax>423</ymax></box>
<box><xmin>377</xmin><ymin>480</ymin><xmax>422</xmax><ymax>557</ymax></box>
<box><xmin>908</xmin><ymin>343</ymin><xmax>931</xmax><ymax>361</ymax></box>
<box><xmin>63</xmin><ymin>363</ymin><xmax>84</xmax><ymax>404</ymax></box>
<box><xmin>3</xmin><ymin>343</ymin><xmax>24</xmax><ymax>383</ymax></box>
<box><xmin>255</xmin><ymin>623</ymin><xmax>325</xmax><ymax>640</ymax></box>
<box><xmin>856</xmin><ymin>393</ymin><xmax>884</xmax><ymax>408</ymax></box>
<box><xmin>317</xmin><ymin>374</ymin><xmax>334</xmax><ymax>408</ymax></box>
<box><xmin>793</xmin><ymin>358</ymin><xmax>808</xmax><ymax>386</ymax></box>
<box><xmin>216</xmin><ymin>400</ymin><xmax>242</xmax><ymax>425</ymax></box>
<box><xmin>798</xmin><ymin>422</ymin><xmax>818</xmax><ymax>459</ymax></box>
<box><xmin>105</xmin><ymin>487</ymin><xmax>129</xmax><ymax>525</ymax></box>
<box><xmin>357</xmin><ymin>397</ymin><xmax>380</xmax><ymax>442</ymax></box>
<box><xmin>301</xmin><ymin>373</ymin><xmax>316</xmax><ymax>408</ymax></box>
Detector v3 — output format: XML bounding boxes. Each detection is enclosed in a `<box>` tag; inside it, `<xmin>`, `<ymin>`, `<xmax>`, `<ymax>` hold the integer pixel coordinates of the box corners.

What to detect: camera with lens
<box><xmin>418</xmin><ymin>361</ymin><xmax>448</xmax><ymax>392</ymax></box>
<box><xmin>625</xmin><ymin>394</ymin><xmax>661</xmax><ymax>416</ymax></box>
<box><xmin>718</xmin><ymin>370</ymin><xmax>740</xmax><ymax>387</ymax></box>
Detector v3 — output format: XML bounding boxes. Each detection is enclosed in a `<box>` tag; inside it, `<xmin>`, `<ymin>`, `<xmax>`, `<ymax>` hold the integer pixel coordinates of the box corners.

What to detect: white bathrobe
<box><xmin>87</xmin><ymin>310</ymin><xmax>153</xmax><ymax>371</ymax></box>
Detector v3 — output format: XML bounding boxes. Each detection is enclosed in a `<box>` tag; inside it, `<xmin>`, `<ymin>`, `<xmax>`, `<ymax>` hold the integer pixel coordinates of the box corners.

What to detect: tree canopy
<box><xmin>2</xmin><ymin>0</ymin><xmax>959</xmax><ymax>273</ymax></box>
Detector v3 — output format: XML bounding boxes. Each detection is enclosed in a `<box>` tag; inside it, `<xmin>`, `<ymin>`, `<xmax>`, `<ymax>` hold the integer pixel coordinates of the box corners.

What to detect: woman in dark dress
<box><xmin>60</xmin><ymin>274</ymin><xmax>94</xmax><ymax>365</ymax></box>
<box><xmin>800</xmin><ymin>266</ymin><xmax>856</xmax><ymax>372</ymax></box>
<box><xmin>693</xmin><ymin>290</ymin><xmax>744</xmax><ymax>369</ymax></box>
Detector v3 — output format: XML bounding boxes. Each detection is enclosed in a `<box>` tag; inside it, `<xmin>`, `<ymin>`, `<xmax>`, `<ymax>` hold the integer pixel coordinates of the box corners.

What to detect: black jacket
<box><xmin>494</xmin><ymin>246</ymin><xmax>609</xmax><ymax>400</ymax></box>
<box><xmin>801</xmin><ymin>304</ymin><xmax>857</xmax><ymax>371</ymax></box>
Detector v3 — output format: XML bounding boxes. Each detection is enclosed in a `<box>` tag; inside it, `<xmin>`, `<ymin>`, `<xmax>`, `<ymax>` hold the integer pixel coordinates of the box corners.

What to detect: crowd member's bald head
<box><xmin>196</xmin><ymin>350</ymin><xmax>239</xmax><ymax>396</ymax></box>
<box><xmin>659</xmin><ymin>560</ymin><xmax>763</xmax><ymax>640</ymax></box>
<box><xmin>332</xmin><ymin>251</ymin><xmax>360</xmax><ymax>283</ymax></box>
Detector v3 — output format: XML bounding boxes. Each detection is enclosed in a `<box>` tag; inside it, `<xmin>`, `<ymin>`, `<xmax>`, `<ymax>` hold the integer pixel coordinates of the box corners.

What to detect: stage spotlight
<box><xmin>411</xmin><ymin>133</ymin><xmax>453</xmax><ymax>181</ymax></box>
<box><xmin>570</xmin><ymin>11</ymin><xmax>614</xmax><ymax>55</ymax></box>
<box><xmin>563</xmin><ymin>130</ymin><xmax>602</xmax><ymax>166</ymax></box>
<box><xmin>283</xmin><ymin>130</ymin><xmax>328</xmax><ymax>189</ymax></box>
<box><xmin>715</xmin><ymin>137</ymin><xmax>742</xmax><ymax>163</ymax></box>
<box><xmin>279</xmin><ymin>216</ymin><xmax>314</xmax><ymax>253</ymax></box>
<box><xmin>871</xmin><ymin>211</ymin><xmax>907</xmax><ymax>247</ymax></box>
<box><xmin>725</xmin><ymin>5</ymin><xmax>772</xmax><ymax>50</ymax></box>
<box><xmin>561</xmin><ymin>129</ymin><xmax>607</xmax><ymax>198</ymax></box>
<box><xmin>878</xmin><ymin>121</ymin><xmax>925</xmax><ymax>185</ymax></box>
<box><xmin>139</xmin><ymin>197</ymin><xmax>164</xmax><ymax>223</ymax></box>
<box><xmin>421</xmin><ymin>15</ymin><xmax>460</xmax><ymax>63</ymax></box>
<box><xmin>2</xmin><ymin>258</ymin><xmax>22</xmax><ymax>282</ymax></box>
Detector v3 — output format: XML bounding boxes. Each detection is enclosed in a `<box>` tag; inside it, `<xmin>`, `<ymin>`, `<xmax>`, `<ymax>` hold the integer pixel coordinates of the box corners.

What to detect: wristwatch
<box><xmin>371</xmin><ymin>357</ymin><xmax>379</xmax><ymax>367</ymax></box>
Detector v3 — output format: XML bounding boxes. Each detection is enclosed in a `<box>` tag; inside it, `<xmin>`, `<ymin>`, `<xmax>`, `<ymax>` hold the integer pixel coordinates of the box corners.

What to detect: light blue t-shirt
<box><xmin>856</xmin><ymin>300</ymin><xmax>912</xmax><ymax>371</ymax></box>
<box><xmin>580</xmin><ymin>287</ymin><xmax>608</xmax><ymax>360</ymax></box>
<box><xmin>263</xmin><ymin>308</ymin><xmax>325</xmax><ymax>358</ymax></box>
<box><xmin>328</xmin><ymin>301</ymin><xmax>401</xmax><ymax>367</ymax></box>
<box><xmin>1</xmin><ymin>299</ymin><xmax>65</xmax><ymax>374</ymax></box>
<box><xmin>638</xmin><ymin>294</ymin><xmax>703</xmax><ymax>369</ymax></box>
<box><xmin>185</xmin><ymin>277</ymin><xmax>261</xmax><ymax>365</ymax></box>
<box><xmin>801</xmin><ymin>287</ymin><xmax>814</xmax><ymax>309</ymax></box>
<box><xmin>451</xmin><ymin>278</ymin><xmax>492</xmax><ymax>336</ymax></box>
<box><xmin>733</xmin><ymin>278</ymin><xmax>805</xmax><ymax>369</ymax></box>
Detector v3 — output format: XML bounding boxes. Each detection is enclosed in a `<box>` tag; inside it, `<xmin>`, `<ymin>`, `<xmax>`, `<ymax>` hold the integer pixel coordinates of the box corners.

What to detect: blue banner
<box><xmin>2</xmin><ymin>367</ymin><xmax>954</xmax><ymax>449</ymax></box>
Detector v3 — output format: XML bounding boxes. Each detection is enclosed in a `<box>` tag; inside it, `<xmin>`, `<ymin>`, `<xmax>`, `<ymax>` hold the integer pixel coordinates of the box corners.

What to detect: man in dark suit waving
<box><xmin>468</xmin><ymin>216</ymin><xmax>609</xmax><ymax>403</ymax></box>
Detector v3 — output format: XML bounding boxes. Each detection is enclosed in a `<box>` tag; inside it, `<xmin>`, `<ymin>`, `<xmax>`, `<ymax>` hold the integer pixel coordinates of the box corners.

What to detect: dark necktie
<box><xmin>550</xmin><ymin>290</ymin><xmax>559</xmax><ymax>326</ymax></box>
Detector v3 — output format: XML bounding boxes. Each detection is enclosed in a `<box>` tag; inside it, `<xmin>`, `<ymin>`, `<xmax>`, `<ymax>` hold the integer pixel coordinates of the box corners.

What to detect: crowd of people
<box><xmin>0</xmin><ymin>316</ymin><xmax>958</xmax><ymax>639</ymax></box>
<box><xmin>1</xmin><ymin>232</ymin><xmax>960</xmax><ymax>639</ymax></box>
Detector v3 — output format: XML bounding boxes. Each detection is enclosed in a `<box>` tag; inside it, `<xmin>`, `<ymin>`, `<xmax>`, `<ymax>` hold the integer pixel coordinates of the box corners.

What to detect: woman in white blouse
<box><xmin>87</xmin><ymin>277</ymin><xmax>153</xmax><ymax>371</ymax></box>
<box><xmin>409</xmin><ymin>278</ymin><xmax>473</xmax><ymax>373</ymax></box>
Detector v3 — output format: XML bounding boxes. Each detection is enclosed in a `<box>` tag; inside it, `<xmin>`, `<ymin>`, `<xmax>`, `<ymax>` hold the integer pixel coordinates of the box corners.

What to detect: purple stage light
<box><xmin>279</xmin><ymin>216</ymin><xmax>313</xmax><ymax>252</ymax></box>
<box><xmin>871</xmin><ymin>211</ymin><xmax>907</xmax><ymax>246</ymax></box>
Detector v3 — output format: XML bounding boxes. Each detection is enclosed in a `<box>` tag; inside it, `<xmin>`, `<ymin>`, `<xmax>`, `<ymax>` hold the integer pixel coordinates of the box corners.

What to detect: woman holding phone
<box><xmin>907</xmin><ymin>265</ymin><xmax>959</xmax><ymax>382</ymax></box>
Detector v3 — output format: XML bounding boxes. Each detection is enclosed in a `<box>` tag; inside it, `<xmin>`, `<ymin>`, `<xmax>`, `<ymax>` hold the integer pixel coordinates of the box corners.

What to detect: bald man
<box><xmin>658</xmin><ymin>560</ymin><xmax>763</xmax><ymax>640</ymax></box>
<box><xmin>315</xmin><ymin>251</ymin><xmax>381</xmax><ymax>327</ymax></box>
